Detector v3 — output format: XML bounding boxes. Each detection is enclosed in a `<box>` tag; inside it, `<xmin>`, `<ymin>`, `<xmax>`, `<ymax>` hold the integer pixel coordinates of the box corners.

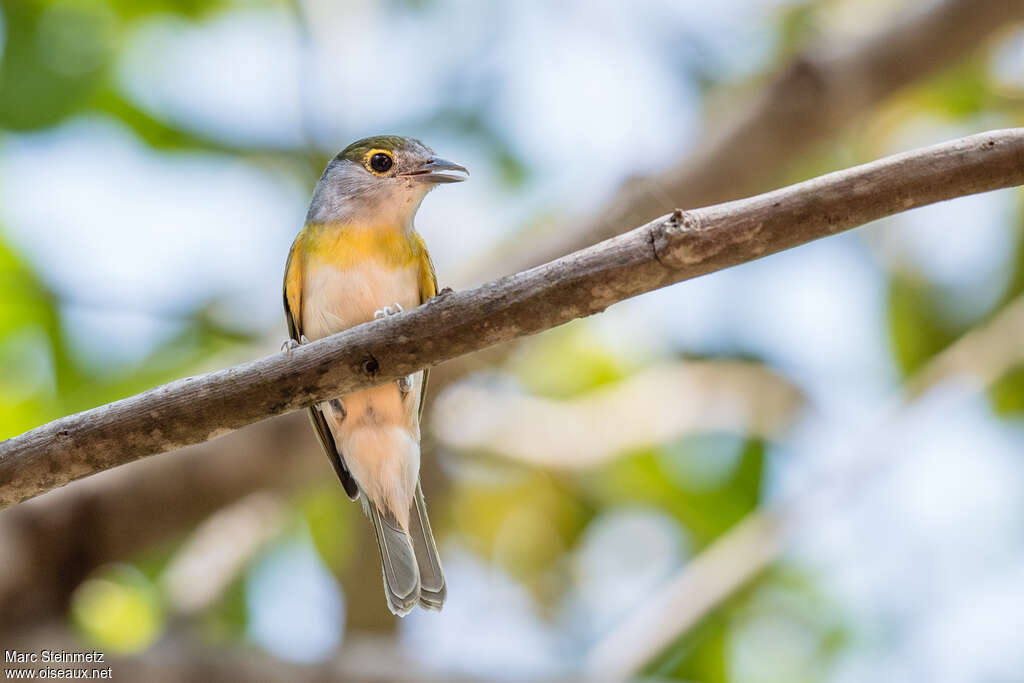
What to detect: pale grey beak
<box><xmin>401</xmin><ymin>156</ymin><xmax>469</xmax><ymax>184</ymax></box>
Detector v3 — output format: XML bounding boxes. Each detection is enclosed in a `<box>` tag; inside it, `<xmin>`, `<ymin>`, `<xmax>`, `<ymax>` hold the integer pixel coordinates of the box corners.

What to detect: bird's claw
<box><xmin>374</xmin><ymin>302</ymin><xmax>404</xmax><ymax>319</ymax></box>
<box><xmin>281</xmin><ymin>335</ymin><xmax>310</xmax><ymax>357</ymax></box>
<box><xmin>397</xmin><ymin>375</ymin><xmax>413</xmax><ymax>396</ymax></box>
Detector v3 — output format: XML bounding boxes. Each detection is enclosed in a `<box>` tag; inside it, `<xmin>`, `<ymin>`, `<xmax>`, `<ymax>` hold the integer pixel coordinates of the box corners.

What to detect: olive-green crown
<box><xmin>335</xmin><ymin>135</ymin><xmax>427</xmax><ymax>163</ymax></box>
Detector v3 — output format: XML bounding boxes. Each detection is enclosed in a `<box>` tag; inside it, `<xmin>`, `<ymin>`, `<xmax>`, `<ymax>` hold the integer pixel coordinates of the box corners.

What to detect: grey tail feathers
<box><xmin>367</xmin><ymin>482</ymin><xmax>446</xmax><ymax>616</ymax></box>
<box><xmin>409</xmin><ymin>482</ymin><xmax>446</xmax><ymax>610</ymax></box>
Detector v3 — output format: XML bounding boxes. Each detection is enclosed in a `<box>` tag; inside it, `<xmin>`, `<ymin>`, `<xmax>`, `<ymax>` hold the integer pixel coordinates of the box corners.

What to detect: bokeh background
<box><xmin>2</xmin><ymin>0</ymin><xmax>1024</xmax><ymax>681</ymax></box>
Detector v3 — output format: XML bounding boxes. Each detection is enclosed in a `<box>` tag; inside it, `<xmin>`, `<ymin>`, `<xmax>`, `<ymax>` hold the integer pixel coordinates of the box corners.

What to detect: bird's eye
<box><xmin>369</xmin><ymin>152</ymin><xmax>393</xmax><ymax>174</ymax></box>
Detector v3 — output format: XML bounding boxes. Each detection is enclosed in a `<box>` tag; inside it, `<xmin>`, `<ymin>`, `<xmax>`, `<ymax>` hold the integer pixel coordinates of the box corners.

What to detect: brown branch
<box><xmin>463</xmin><ymin>0</ymin><xmax>1024</xmax><ymax>282</ymax></box>
<box><xmin>1</xmin><ymin>129</ymin><xmax>1022</xmax><ymax>508</ymax></box>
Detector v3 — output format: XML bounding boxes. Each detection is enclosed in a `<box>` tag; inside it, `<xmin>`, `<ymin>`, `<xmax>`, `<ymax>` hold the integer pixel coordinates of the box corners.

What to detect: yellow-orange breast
<box><xmin>285</xmin><ymin>221</ymin><xmax>436</xmax><ymax>341</ymax></box>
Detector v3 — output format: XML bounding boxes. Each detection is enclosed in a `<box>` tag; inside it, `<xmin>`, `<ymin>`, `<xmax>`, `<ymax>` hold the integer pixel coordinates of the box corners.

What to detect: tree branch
<box><xmin>2</xmin><ymin>129</ymin><xmax>1022</xmax><ymax>508</ymax></box>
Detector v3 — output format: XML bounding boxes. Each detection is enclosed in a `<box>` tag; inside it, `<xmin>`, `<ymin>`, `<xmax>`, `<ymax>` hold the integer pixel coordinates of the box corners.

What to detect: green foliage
<box><xmin>911</xmin><ymin>58</ymin><xmax>994</xmax><ymax>120</ymax></box>
<box><xmin>886</xmin><ymin>272</ymin><xmax>960</xmax><ymax>377</ymax></box>
<box><xmin>509</xmin><ymin>322</ymin><xmax>632</xmax><ymax>399</ymax></box>
<box><xmin>774</xmin><ymin>2</ymin><xmax>820</xmax><ymax>60</ymax></box>
<box><xmin>580</xmin><ymin>435</ymin><xmax>764</xmax><ymax>546</ymax></box>
<box><xmin>201</xmin><ymin>574</ymin><xmax>249</xmax><ymax>642</ymax></box>
<box><xmin>989</xmin><ymin>364</ymin><xmax>1024</xmax><ymax>418</ymax></box>
<box><xmin>448</xmin><ymin>464</ymin><xmax>590</xmax><ymax>603</ymax></box>
<box><xmin>299</xmin><ymin>483</ymin><xmax>357</xmax><ymax>573</ymax></box>
<box><xmin>0</xmin><ymin>0</ymin><xmax>107</xmax><ymax>129</ymax></box>
<box><xmin>70</xmin><ymin>564</ymin><xmax>164</xmax><ymax>653</ymax></box>
<box><xmin>649</xmin><ymin>569</ymin><xmax>849</xmax><ymax>682</ymax></box>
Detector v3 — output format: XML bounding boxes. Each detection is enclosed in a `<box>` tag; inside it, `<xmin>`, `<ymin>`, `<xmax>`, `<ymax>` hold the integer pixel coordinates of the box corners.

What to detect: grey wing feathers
<box><xmin>368</xmin><ymin>501</ymin><xmax>421</xmax><ymax>616</ymax></box>
<box><xmin>307</xmin><ymin>406</ymin><xmax>359</xmax><ymax>500</ymax></box>
<box><xmin>283</xmin><ymin>284</ymin><xmax>359</xmax><ymax>500</ymax></box>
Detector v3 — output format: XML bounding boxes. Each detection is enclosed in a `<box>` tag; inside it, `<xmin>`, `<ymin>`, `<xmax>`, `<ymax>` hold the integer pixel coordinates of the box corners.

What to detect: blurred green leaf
<box><xmin>105</xmin><ymin>0</ymin><xmax>222</xmax><ymax>20</ymax></box>
<box><xmin>886</xmin><ymin>273</ymin><xmax>960</xmax><ymax>377</ymax></box>
<box><xmin>0</xmin><ymin>0</ymin><xmax>108</xmax><ymax>130</ymax></box>
<box><xmin>201</xmin><ymin>573</ymin><xmax>248</xmax><ymax>642</ymax></box>
<box><xmin>448</xmin><ymin>465</ymin><xmax>590</xmax><ymax>600</ymax></box>
<box><xmin>299</xmin><ymin>483</ymin><xmax>356</xmax><ymax>573</ymax></box>
<box><xmin>775</xmin><ymin>2</ymin><xmax>819</xmax><ymax>60</ymax></box>
<box><xmin>70</xmin><ymin>563</ymin><xmax>164</xmax><ymax>654</ymax></box>
<box><xmin>649</xmin><ymin>568</ymin><xmax>847</xmax><ymax>682</ymax></box>
<box><xmin>580</xmin><ymin>435</ymin><xmax>764</xmax><ymax>545</ymax></box>
<box><xmin>911</xmin><ymin>58</ymin><xmax>993</xmax><ymax>119</ymax></box>
<box><xmin>510</xmin><ymin>322</ymin><xmax>630</xmax><ymax>399</ymax></box>
<box><xmin>989</xmin><ymin>364</ymin><xmax>1024</xmax><ymax>418</ymax></box>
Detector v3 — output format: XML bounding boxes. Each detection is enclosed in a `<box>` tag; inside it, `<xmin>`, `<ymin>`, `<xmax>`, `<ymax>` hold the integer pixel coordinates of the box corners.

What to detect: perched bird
<box><xmin>282</xmin><ymin>136</ymin><xmax>467</xmax><ymax>615</ymax></box>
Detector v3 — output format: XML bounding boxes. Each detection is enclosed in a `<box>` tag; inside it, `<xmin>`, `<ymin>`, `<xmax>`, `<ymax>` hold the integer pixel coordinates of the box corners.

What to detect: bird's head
<box><xmin>307</xmin><ymin>135</ymin><xmax>468</xmax><ymax>226</ymax></box>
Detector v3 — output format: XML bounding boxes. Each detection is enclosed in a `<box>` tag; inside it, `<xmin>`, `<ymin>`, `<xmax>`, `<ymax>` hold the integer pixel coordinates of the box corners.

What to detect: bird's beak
<box><xmin>400</xmin><ymin>156</ymin><xmax>469</xmax><ymax>184</ymax></box>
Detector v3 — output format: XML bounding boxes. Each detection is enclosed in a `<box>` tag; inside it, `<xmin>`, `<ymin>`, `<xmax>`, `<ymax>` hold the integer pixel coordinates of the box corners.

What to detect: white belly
<box><xmin>301</xmin><ymin>261</ymin><xmax>420</xmax><ymax>341</ymax></box>
<box><xmin>301</xmin><ymin>260</ymin><xmax>424</xmax><ymax>524</ymax></box>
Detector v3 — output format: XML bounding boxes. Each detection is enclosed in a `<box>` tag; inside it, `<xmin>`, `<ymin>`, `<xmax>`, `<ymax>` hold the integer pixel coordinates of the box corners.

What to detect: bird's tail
<box><xmin>409</xmin><ymin>482</ymin><xmax>446</xmax><ymax>610</ymax></box>
<box><xmin>367</xmin><ymin>500</ymin><xmax>420</xmax><ymax>616</ymax></box>
<box><xmin>366</xmin><ymin>483</ymin><xmax>446</xmax><ymax>615</ymax></box>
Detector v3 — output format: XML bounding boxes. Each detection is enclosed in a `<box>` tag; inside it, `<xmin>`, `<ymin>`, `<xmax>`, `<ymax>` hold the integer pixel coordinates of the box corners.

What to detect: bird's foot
<box><xmin>373</xmin><ymin>303</ymin><xmax>414</xmax><ymax>395</ymax></box>
<box><xmin>373</xmin><ymin>302</ymin><xmax>404</xmax><ymax>319</ymax></box>
<box><xmin>281</xmin><ymin>335</ymin><xmax>310</xmax><ymax>357</ymax></box>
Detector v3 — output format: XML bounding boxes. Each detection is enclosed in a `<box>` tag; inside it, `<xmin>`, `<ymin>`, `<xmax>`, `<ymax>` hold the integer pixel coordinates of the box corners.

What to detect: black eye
<box><xmin>369</xmin><ymin>153</ymin><xmax>393</xmax><ymax>173</ymax></box>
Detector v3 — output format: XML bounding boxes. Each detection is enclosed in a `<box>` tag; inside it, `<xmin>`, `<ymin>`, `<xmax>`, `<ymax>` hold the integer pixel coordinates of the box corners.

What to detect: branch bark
<box><xmin>2</xmin><ymin>129</ymin><xmax>1023</xmax><ymax>508</ymax></box>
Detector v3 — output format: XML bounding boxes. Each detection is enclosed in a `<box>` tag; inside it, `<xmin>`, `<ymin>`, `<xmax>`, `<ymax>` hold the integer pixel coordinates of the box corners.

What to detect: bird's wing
<box><xmin>284</xmin><ymin>231</ymin><xmax>360</xmax><ymax>500</ymax></box>
<box><xmin>415</xmin><ymin>232</ymin><xmax>439</xmax><ymax>422</ymax></box>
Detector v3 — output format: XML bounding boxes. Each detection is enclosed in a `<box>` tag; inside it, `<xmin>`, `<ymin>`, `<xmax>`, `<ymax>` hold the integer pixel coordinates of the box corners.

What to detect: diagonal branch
<box><xmin>1</xmin><ymin>129</ymin><xmax>1023</xmax><ymax>508</ymax></box>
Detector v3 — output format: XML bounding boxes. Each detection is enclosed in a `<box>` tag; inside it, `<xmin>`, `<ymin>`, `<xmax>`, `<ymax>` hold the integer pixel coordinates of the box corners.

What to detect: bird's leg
<box><xmin>373</xmin><ymin>302</ymin><xmax>414</xmax><ymax>396</ymax></box>
<box><xmin>281</xmin><ymin>334</ymin><xmax>310</xmax><ymax>357</ymax></box>
<box><xmin>328</xmin><ymin>398</ymin><xmax>347</xmax><ymax>420</ymax></box>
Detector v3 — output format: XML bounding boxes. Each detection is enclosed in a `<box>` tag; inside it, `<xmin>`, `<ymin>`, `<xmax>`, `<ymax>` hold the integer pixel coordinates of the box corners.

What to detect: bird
<box><xmin>282</xmin><ymin>135</ymin><xmax>467</xmax><ymax>615</ymax></box>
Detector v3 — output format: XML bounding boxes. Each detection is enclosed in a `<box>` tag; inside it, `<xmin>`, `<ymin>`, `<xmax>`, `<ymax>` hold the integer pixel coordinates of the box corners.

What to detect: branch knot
<box><xmin>652</xmin><ymin>209</ymin><xmax>702</xmax><ymax>269</ymax></box>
